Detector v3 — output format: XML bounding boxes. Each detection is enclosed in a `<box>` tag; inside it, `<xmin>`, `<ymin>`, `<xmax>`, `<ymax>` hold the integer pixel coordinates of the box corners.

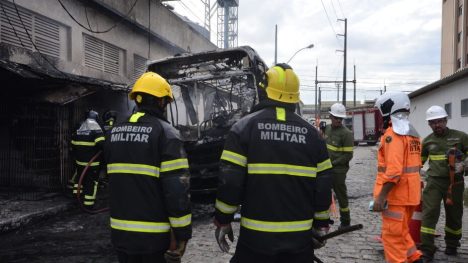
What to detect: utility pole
<box><xmin>336</xmin><ymin>82</ymin><xmax>341</xmax><ymax>102</ymax></box>
<box><xmin>274</xmin><ymin>24</ymin><xmax>278</xmax><ymax>65</ymax></box>
<box><xmin>353</xmin><ymin>64</ymin><xmax>356</xmax><ymax>107</ymax></box>
<box><xmin>315</xmin><ymin>65</ymin><xmax>318</xmax><ymax>119</ymax></box>
<box><xmin>337</xmin><ymin>18</ymin><xmax>347</xmax><ymax>106</ymax></box>
<box><xmin>315</xmin><ymin>65</ymin><xmax>356</xmax><ymax>109</ymax></box>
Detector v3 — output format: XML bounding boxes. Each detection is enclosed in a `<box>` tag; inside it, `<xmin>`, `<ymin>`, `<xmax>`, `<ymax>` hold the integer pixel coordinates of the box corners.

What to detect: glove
<box><xmin>214</xmin><ymin>220</ymin><xmax>234</xmax><ymax>253</ymax></box>
<box><xmin>311</xmin><ymin>227</ymin><xmax>329</xmax><ymax>249</ymax></box>
<box><xmin>454</xmin><ymin>162</ymin><xmax>465</xmax><ymax>174</ymax></box>
<box><xmin>164</xmin><ymin>240</ymin><xmax>187</xmax><ymax>263</ymax></box>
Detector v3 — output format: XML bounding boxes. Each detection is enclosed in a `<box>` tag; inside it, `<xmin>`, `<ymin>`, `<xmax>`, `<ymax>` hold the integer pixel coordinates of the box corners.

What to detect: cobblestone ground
<box><xmin>184</xmin><ymin>145</ymin><xmax>468</xmax><ymax>263</ymax></box>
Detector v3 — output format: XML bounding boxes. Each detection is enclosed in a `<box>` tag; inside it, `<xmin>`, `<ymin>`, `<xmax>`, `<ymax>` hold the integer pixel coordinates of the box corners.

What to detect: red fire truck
<box><xmin>344</xmin><ymin>107</ymin><xmax>383</xmax><ymax>146</ymax></box>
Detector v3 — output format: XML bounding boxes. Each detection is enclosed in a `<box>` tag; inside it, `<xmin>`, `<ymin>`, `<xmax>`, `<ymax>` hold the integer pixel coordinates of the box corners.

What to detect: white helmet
<box><xmin>375</xmin><ymin>91</ymin><xmax>410</xmax><ymax>117</ymax></box>
<box><xmin>425</xmin><ymin>105</ymin><xmax>448</xmax><ymax>120</ymax></box>
<box><xmin>329</xmin><ymin>103</ymin><xmax>347</xmax><ymax>118</ymax></box>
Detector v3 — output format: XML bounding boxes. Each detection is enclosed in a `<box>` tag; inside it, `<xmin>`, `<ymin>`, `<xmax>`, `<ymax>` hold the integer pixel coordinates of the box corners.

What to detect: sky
<box><xmin>167</xmin><ymin>0</ymin><xmax>441</xmax><ymax>105</ymax></box>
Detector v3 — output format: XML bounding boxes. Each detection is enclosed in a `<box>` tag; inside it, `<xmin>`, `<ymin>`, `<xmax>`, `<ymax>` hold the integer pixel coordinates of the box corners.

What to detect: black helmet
<box><xmin>103</xmin><ymin>110</ymin><xmax>117</xmax><ymax>123</ymax></box>
<box><xmin>87</xmin><ymin>110</ymin><xmax>99</xmax><ymax>120</ymax></box>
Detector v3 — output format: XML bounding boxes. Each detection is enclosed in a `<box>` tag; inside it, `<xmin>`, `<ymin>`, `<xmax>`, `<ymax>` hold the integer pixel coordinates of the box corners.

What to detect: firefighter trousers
<box><xmin>332</xmin><ymin>169</ymin><xmax>350</xmax><ymax>225</ymax></box>
<box><xmin>381</xmin><ymin>205</ymin><xmax>422</xmax><ymax>263</ymax></box>
<box><xmin>73</xmin><ymin>165</ymin><xmax>99</xmax><ymax>208</ymax></box>
<box><xmin>420</xmin><ymin>176</ymin><xmax>464</xmax><ymax>253</ymax></box>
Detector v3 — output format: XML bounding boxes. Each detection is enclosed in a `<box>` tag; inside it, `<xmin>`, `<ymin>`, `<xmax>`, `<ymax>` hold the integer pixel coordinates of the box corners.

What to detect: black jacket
<box><xmin>71</xmin><ymin>118</ymin><xmax>105</xmax><ymax>167</ymax></box>
<box><xmin>214</xmin><ymin>100</ymin><xmax>333</xmax><ymax>254</ymax></box>
<box><xmin>104</xmin><ymin>109</ymin><xmax>191</xmax><ymax>254</ymax></box>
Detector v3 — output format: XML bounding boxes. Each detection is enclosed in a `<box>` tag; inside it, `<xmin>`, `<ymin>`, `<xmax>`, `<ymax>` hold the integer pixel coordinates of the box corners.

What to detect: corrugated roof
<box><xmin>409</xmin><ymin>67</ymin><xmax>468</xmax><ymax>98</ymax></box>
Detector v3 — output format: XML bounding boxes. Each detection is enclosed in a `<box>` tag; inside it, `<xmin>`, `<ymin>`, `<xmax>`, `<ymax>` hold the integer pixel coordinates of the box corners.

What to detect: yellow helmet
<box><xmin>129</xmin><ymin>72</ymin><xmax>173</xmax><ymax>102</ymax></box>
<box><xmin>265</xmin><ymin>64</ymin><xmax>300</xmax><ymax>103</ymax></box>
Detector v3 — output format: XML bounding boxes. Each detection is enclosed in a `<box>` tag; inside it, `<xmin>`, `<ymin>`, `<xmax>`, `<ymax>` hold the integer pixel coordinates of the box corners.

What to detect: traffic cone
<box><xmin>409</xmin><ymin>181</ymin><xmax>424</xmax><ymax>245</ymax></box>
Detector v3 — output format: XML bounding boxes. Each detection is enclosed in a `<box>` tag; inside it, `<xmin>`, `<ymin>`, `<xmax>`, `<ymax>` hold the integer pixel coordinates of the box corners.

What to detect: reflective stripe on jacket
<box><xmin>421</xmin><ymin>128</ymin><xmax>468</xmax><ymax>178</ymax></box>
<box><xmin>104</xmin><ymin>111</ymin><xmax>191</xmax><ymax>254</ymax></box>
<box><xmin>214</xmin><ymin>100</ymin><xmax>333</xmax><ymax>254</ymax></box>
<box><xmin>324</xmin><ymin>124</ymin><xmax>354</xmax><ymax>171</ymax></box>
<box><xmin>373</xmin><ymin>125</ymin><xmax>422</xmax><ymax>205</ymax></box>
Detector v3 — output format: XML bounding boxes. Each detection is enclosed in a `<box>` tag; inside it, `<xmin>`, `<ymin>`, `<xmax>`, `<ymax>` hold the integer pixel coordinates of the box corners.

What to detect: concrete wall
<box><xmin>409</xmin><ymin>79</ymin><xmax>468</xmax><ymax>138</ymax></box>
<box><xmin>6</xmin><ymin>0</ymin><xmax>216</xmax><ymax>84</ymax></box>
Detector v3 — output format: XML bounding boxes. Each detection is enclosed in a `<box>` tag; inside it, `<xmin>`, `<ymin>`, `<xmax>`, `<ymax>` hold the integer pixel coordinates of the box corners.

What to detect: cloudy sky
<box><xmin>169</xmin><ymin>0</ymin><xmax>441</xmax><ymax>105</ymax></box>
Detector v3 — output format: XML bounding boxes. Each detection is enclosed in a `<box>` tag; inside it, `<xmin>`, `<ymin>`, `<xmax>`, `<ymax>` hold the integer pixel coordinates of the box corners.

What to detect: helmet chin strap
<box><xmin>383</xmin><ymin>116</ymin><xmax>390</xmax><ymax>129</ymax></box>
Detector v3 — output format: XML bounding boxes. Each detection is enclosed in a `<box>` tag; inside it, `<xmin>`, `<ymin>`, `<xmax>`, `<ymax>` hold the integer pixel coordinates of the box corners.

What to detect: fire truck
<box><xmin>345</xmin><ymin>107</ymin><xmax>383</xmax><ymax>146</ymax></box>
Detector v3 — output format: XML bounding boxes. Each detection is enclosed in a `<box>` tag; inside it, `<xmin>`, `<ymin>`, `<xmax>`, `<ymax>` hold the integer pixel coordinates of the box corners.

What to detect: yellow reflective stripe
<box><xmin>95</xmin><ymin>136</ymin><xmax>105</xmax><ymax>143</ymax></box>
<box><xmin>110</xmin><ymin>217</ymin><xmax>170</xmax><ymax>233</ymax></box>
<box><xmin>215</xmin><ymin>199</ymin><xmax>238</xmax><ymax>214</ymax></box>
<box><xmin>71</xmin><ymin>140</ymin><xmax>95</xmax><ymax>146</ymax></box>
<box><xmin>107</xmin><ymin>163</ymin><xmax>160</xmax><ymax>177</ymax></box>
<box><xmin>169</xmin><ymin>214</ymin><xmax>192</xmax><ymax>228</ymax></box>
<box><xmin>221</xmin><ymin>150</ymin><xmax>247</xmax><ymax>167</ymax></box>
<box><xmin>327</xmin><ymin>144</ymin><xmax>353</xmax><ymax>152</ymax></box>
<box><xmin>241</xmin><ymin>217</ymin><xmax>313</xmax><ymax>232</ymax></box>
<box><xmin>276</xmin><ymin>107</ymin><xmax>286</xmax><ymax>121</ymax></box>
<box><xmin>314</xmin><ymin>210</ymin><xmax>330</xmax><ymax>220</ymax></box>
<box><xmin>76</xmin><ymin>160</ymin><xmax>100</xmax><ymax>166</ymax></box>
<box><xmin>340</xmin><ymin>207</ymin><xmax>350</xmax><ymax>212</ymax></box>
<box><xmin>421</xmin><ymin>226</ymin><xmax>436</xmax><ymax>234</ymax></box>
<box><xmin>129</xmin><ymin>112</ymin><xmax>145</xmax><ymax>123</ymax></box>
<box><xmin>160</xmin><ymin>158</ymin><xmax>189</xmax><ymax>172</ymax></box>
<box><xmin>429</xmin><ymin>154</ymin><xmax>446</xmax><ymax>161</ymax></box>
<box><xmin>248</xmin><ymin>163</ymin><xmax>317</xmax><ymax>178</ymax></box>
<box><xmin>445</xmin><ymin>226</ymin><xmax>462</xmax><ymax>235</ymax></box>
<box><xmin>317</xmin><ymin>159</ymin><xmax>332</xmax><ymax>172</ymax></box>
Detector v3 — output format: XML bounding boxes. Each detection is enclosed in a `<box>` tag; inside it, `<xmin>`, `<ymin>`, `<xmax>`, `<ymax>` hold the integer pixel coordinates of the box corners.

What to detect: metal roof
<box><xmin>409</xmin><ymin>67</ymin><xmax>468</xmax><ymax>99</ymax></box>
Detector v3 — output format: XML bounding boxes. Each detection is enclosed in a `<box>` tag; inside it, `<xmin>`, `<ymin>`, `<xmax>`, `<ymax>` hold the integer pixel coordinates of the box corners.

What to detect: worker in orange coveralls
<box><xmin>372</xmin><ymin>91</ymin><xmax>423</xmax><ymax>263</ymax></box>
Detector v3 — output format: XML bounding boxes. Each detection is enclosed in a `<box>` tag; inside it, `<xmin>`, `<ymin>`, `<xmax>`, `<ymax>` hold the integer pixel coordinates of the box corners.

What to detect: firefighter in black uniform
<box><xmin>104</xmin><ymin>72</ymin><xmax>191</xmax><ymax>263</ymax></box>
<box><xmin>70</xmin><ymin>110</ymin><xmax>105</xmax><ymax>208</ymax></box>
<box><xmin>214</xmin><ymin>63</ymin><xmax>333</xmax><ymax>262</ymax></box>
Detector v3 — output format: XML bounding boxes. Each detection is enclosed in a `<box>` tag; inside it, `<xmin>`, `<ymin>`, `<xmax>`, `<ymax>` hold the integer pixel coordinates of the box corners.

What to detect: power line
<box><xmin>336</xmin><ymin>0</ymin><xmax>346</xmax><ymax>18</ymax></box>
<box><xmin>177</xmin><ymin>1</ymin><xmax>205</xmax><ymax>25</ymax></box>
<box><xmin>1</xmin><ymin>0</ymin><xmax>68</xmax><ymax>78</ymax></box>
<box><xmin>329</xmin><ymin>0</ymin><xmax>340</xmax><ymax>20</ymax></box>
<box><xmin>57</xmin><ymin>0</ymin><xmax>138</xmax><ymax>34</ymax></box>
<box><xmin>319</xmin><ymin>0</ymin><xmax>339</xmax><ymax>43</ymax></box>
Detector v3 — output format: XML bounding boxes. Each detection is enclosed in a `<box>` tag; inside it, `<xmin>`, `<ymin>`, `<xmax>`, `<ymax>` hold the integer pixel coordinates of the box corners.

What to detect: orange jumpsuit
<box><xmin>373</xmin><ymin>125</ymin><xmax>423</xmax><ymax>263</ymax></box>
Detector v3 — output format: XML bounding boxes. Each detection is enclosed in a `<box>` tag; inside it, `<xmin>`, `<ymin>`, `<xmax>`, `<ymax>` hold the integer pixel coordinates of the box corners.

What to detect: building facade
<box><xmin>441</xmin><ymin>0</ymin><xmax>468</xmax><ymax>77</ymax></box>
<box><xmin>409</xmin><ymin>69</ymin><xmax>468</xmax><ymax>138</ymax></box>
<box><xmin>0</xmin><ymin>0</ymin><xmax>216</xmax><ymax>194</ymax></box>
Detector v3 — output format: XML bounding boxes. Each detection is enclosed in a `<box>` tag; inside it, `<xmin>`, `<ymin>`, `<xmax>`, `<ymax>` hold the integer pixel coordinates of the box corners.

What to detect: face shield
<box><xmin>390</xmin><ymin>112</ymin><xmax>410</xmax><ymax>135</ymax></box>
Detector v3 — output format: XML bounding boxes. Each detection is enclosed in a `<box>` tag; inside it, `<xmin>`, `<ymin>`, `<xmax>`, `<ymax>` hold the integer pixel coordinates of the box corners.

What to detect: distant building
<box><xmin>302</xmin><ymin>100</ymin><xmax>375</xmax><ymax>122</ymax></box>
<box><xmin>441</xmin><ymin>0</ymin><xmax>468</xmax><ymax>77</ymax></box>
<box><xmin>409</xmin><ymin>0</ymin><xmax>468</xmax><ymax>138</ymax></box>
<box><xmin>409</xmin><ymin>69</ymin><xmax>468</xmax><ymax>138</ymax></box>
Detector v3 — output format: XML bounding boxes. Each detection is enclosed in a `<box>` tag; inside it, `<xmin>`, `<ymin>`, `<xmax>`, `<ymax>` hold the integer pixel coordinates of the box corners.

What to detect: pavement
<box><xmin>1</xmin><ymin>146</ymin><xmax>468</xmax><ymax>262</ymax></box>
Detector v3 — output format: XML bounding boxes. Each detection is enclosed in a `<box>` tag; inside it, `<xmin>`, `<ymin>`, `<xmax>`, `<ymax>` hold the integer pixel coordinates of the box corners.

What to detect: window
<box><xmin>83</xmin><ymin>34</ymin><xmax>125</xmax><ymax>75</ymax></box>
<box><xmin>133</xmin><ymin>54</ymin><xmax>147</xmax><ymax>82</ymax></box>
<box><xmin>444</xmin><ymin>103</ymin><xmax>452</xmax><ymax>118</ymax></box>
<box><xmin>459</xmin><ymin>5</ymin><xmax>463</xmax><ymax>16</ymax></box>
<box><xmin>458</xmin><ymin>32</ymin><xmax>461</xmax><ymax>43</ymax></box>
<box><xmin>461</xmin><ymin>98</ymin><xmax>468</xmax><ymax>116</ymax></box>
<box><xmin>457</xmin><ymin>58</ymin><xmax>461</xmax><ymax>69</ymax></box>
<box><xmin>0</xmin><ymin>1</ymin><xmax>69</xmax><ymax>59</ymax></box>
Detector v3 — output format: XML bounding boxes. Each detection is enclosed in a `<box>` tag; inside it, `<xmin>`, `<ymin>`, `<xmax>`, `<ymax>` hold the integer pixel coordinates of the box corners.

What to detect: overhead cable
<box><xmin>1</xmin><ymin>0</ymin><xmax>69</xmax><ymax>78</ymax></box>
<box><xmin>57</xmin><ymin>0</ymin><xmax>138</xmax><ymax>34</ymax></box>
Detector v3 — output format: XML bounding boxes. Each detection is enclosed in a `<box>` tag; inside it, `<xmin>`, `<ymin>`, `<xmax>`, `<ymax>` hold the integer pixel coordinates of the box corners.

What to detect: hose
<box><xmin>76</xmin><ymin>150</ymin><xmax>109</xmax><ymax>214</ymax></box>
